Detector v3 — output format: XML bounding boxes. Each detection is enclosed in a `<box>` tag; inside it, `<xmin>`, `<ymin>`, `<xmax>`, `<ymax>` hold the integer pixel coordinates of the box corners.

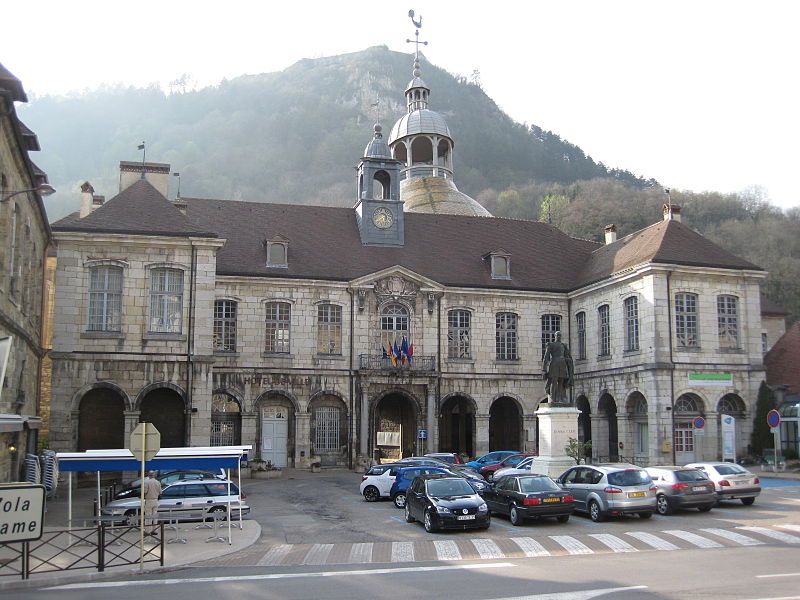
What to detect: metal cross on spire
<box><xmin>406</xmin><ymin>9</ymin><xmax>428</xmax><ymax>57</ymax></box>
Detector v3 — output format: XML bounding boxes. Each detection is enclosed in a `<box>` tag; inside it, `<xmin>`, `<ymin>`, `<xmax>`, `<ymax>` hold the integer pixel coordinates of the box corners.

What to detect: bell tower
<box><xmin>354</xmin><ymin>123</ymin><xmax>404</xmax><ymax>247</ymax></box>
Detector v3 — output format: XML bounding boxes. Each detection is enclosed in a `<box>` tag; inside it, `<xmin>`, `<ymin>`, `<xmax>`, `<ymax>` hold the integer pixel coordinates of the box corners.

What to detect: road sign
<box><xmin>129</xmin><ymin>422</ymin><xmax>160</xmax><ymax>461</ymax></box>
<box><xmin>767</xmin><ymin>410</ymin><xmax>781</xmax><ymax>429</ymax></box>
<box><xmin>693</xmin><ymin>416</ymin><xmax>706</xmax><ymax>429</ymax></box>
<box><xmin>0</xmin><ymin>483</ymin><xmax>46</xmax><ymax>543</ymax></box>
<box><xmin>418</xmin><ymin>429</ymin><xmax>427</xmax><ymax>439</ymax></box>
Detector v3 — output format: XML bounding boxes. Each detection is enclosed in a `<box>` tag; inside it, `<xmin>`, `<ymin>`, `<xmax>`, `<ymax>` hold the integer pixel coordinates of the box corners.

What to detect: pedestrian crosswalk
<box><xmin>233</xmin><ymin>525</ymin><xmax>800</xmax><ymax>568</ymax></box>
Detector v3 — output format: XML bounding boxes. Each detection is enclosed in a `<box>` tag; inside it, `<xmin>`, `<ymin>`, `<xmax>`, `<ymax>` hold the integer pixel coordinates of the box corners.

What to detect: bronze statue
<box><xmin>542</xmin><ymin>331</ymin><xmax>574</xmax><ymax>405</ymax></box>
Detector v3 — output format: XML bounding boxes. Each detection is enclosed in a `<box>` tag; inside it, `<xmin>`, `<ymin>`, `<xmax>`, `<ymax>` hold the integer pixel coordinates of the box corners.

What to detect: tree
<box><xmin>565</xmin><ymin>437</ymin><xmax>592</xmax><ymax>465</ymax></box>
<box><xmin>750</xmin><ymin>381</ymin><xmax>776</xmax><ymax>456</ymax></box>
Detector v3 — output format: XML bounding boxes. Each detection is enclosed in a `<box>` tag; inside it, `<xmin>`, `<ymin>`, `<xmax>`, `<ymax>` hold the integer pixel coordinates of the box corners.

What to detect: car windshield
<box><xmin>607</xmin><ymin>469</ymin><xmax>651</xmax><ymax>486</ymax></box>
<box><xmin>715</xmin><ymin>464</ymin><xmax>749</xmax><ymax>475</ymax></box>
<box><xmin>518</xmin><ymin>476</ymin><xmax>560</xmax><ymax>492</ymax></box>
<box><xmin>675</xmin><ymin>469</ymin><xmax>709</xmax><ymax>482</ymax></box>
<box><xmin>427</xmin><ymin>479</ymin><xmax>474</xmax><ymax>497</ymax></box>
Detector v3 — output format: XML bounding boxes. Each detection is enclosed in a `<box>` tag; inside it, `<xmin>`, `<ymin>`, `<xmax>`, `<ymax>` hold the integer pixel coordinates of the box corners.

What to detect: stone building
<box><xmin>0</xmin><ymin>63</ymin><xmax>52</xmax><ymax>481</ymax></box>
<box><xmin>49</xmin><ymin>55</ymin><xmax>771</xmax><ymax>470</ymax></box>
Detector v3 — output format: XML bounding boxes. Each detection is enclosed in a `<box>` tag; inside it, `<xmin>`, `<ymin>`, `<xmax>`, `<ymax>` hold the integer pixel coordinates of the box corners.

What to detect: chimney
<box><xmin>92</xmin><ymin>195</ymin><xmax>105</xmax><ymax>211</ymax></box>
<box><xmin>604</xmin><ymin>224</ymin><xmax>617</xmax><ymax>244</ymax></box>
<box><xmin>119</xmin><ymin>160</ymin><xmax>170</xmax><ymax>198</ymax></box>
<box><xmin>79</xmin><ymin>181</ymin><xmax>94</xmax><ymax>218</ymax></box>
<box><xmin>663</xmin><ymin>203</ymin><xmax>682</xmax><ymax>222</ymax></box>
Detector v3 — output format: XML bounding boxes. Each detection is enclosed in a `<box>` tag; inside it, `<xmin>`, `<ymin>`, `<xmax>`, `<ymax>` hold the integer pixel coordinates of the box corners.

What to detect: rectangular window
<box><xmin>213</xmin><ymin>300</ymin><xmax>237</xmax><ymax>352</ymax></box>
<box><xmin>265</xmin><ymin>302</ymin><xmax>291</xmax><ymax>353</ymax></box>
<box><xmin>149</xmin><ymin>268</ymin><xmax>183</xmax><ymax>333</ymax></box>
<box><xmin>496</xmin><ymin>312</ymin><xmax>518</xmax><ymax>360</ymax></box>
<box><xmin>314</xmin><ymin>406</ymin><xmax>340</xmax><ymax>451</ymax></box>
<box><xmin>267</xmin><ymin>242</ymin><xmax>288</xmax><ymax>268</ymax></box>
<box><xmin>636</xmin><ymin>422</ymin><xmax>649</xmax><ymax>454</ymax></box>
<box><xmin>624</xmin><ymin>297</ymin><xmax>639</xmax><ymax>351</ymax></box>
<box><xmin>674</xmin><ymin>423</ymin><xmax>694</xmax><ymax>453</ymax></box>
<box><xmin>717</xmin><ymin>295</ymin><xmax>739</xmax><ymax>349</ymax></box>
<box><xmin>317</xmin><ymin>304</ymin><xmax>342</xmax><ymax>355</ymax></box>
<box><xmin>88</xmin><ymin>265</ymin><xmax>123</xmax><ymax>331</ymax></box>
<box><xmin>675</xmin><ymin>293</ymin><xmax>698</xmax><ymax>347</ymax></box>
<box><xmin>598</xmin><ymin>304</ymin><xmax>610</xmax><ymax>356</ymax></box>
<box><xmin>541</xmin><ymin>314</ymin><xmax>562</xmax><ymax>358</ymax></box>
<box><xmin>576</xmin><ymin>311</ymin><xmax>586</xmax><ymax>360</ymax></box>
<box><xmin>447</xmin><ymin>310</ymin><xmax>471</xmax><ymax>358</ymax></box>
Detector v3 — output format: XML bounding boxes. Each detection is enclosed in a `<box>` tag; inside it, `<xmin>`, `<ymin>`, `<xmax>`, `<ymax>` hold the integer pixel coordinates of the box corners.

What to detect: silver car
<box><xmin>493</xmin><ymin>455</ymin><xmax>538</xmax><ymax>480</ymax></box>
<box><xmin>645</xmin><ymin>466</ymin><xmax>716</xmax><ymax>515</ymax></box>
<box><xmin>684</xmin><ymin>462</ymin><xmax>761</xmax><ymax>505</ymax></box>
<box><xmin>557</xmin><ymin>463</ymin><xmax>656</xmax><ymax>522</ymax></box>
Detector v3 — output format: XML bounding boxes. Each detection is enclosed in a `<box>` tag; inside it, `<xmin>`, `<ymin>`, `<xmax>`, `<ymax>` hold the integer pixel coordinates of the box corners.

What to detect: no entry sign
<box><xmin>693</xmin><ymin>416</ymin><xmax>706</xmax><ymax>429</ymax></box>
<box><xmin>767</xmin><ymin>410</ymin><xmax>781</xmax><ymax>429</ymax></box>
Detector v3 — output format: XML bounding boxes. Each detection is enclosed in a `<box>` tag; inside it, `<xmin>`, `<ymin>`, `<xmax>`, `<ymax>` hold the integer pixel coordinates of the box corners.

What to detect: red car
<box><xmin>479</xmin><ymin>453</ymin><xmax>537</xmax><ymax>481</ymax></box>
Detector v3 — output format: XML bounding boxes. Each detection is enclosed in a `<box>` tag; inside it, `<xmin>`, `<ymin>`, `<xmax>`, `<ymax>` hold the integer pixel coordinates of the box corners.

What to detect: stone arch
<box><xmin>576</xmin><ymin>395</ymin><xmax>592</xmax><ymax>457</ymax></box>
<box><xmin>77</xmin><ymin>386</ymin><xmax>126</xmax><ymax>451</ymax></box>
<box><xmin>213</xmin><ymin>387</ymin><xmax>246</xmax><ymax>412</ymax></box>
<box><xmin>673</xmin><ymin>392</ymin><xmax>706</xmax><ymax>463</ymax></box>
<box><xmin>71</xmin><ymin>381</ymin><xmax>133</xmax><ymax>413</ymax></box>
<box><xmin>626</xmin><ymin>391</ymin><xmax>649</xmax><ymax>458</ymax></box>
<box><xmin>134</xmin><ymin>381</ymin><xmax>188</xmax><ymax>411</ymax></box>
<box><xmin>371</xmin><ymin>388</ymin><xmax>421</xmax><ymax>461</ymax></box>
<box><xmin>309</xmin><ymin>394</ymin><xmax>349</xmax><ymax>466</ymax></box>
<box><xmin>717</xmin><ymin>393</ymin><xmax>746</xmax><ymax>415</ymax></box>
<box><xmin>373</xmin><ymin>169</ymin><xmax>391</xmax><ymax>199</ymax></box>
<box><xmin>255</xmin><ymin>391</ymin><xmax>296</xmax><ymax>467</ymax></box>
<box><xmin>489</xmin><ymin>396</ymin><xmax>523</xmax><ymax>452</ymax></box>
<box><xmin>138</xmin><ymin>385</ymin><xmax>187</xmax><ymax>447</ymax></box>
<box><xmin>597</xmin><ymin>392</ymin><xmax>619</xmax><ymax>461</ymax></box>
<box><xmin>439</xmin><ymin>393</ymin><xmax>477</xmax><ymax>457</ymax></box>
<box><xmin>211</xmin><ymin>392</ymin><xmax>242</xmax><ymax>446</ymax></box>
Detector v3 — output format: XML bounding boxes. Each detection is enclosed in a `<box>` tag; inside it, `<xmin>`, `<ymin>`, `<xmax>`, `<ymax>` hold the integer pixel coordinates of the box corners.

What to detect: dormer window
<box><xmin>266</xmin><ymin>235</ymin><xmax>289</xmax><ymax>268</ymax></box>
<box><xmin>484</xmin><ymin>249</ymin><xmax>512</xmax><ymax>280</ymax></box>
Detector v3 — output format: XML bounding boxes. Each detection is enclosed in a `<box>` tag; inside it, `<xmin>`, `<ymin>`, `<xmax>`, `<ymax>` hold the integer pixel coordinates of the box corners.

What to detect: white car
<box><xmin>684</xmin><ymin>462</ymin><xmax>761</xmax><ymax>505</ymax></box>
<box><xmin>493</xmin><ymin>456</ymin><xmax>540</xmax><ymax>480</ymax></box>
<box><xmin>360</xmin><ymin>463</ymin><xmax>416</xmax><ymax>501</ymax></box>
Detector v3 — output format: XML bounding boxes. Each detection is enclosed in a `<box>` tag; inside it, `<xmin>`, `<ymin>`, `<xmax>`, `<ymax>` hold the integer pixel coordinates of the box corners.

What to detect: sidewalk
<box><xmin>753</xmin><ymin>464</ymin><xmax>800</xmax><ymax>481</ymax></box>
<box><xmin>0</xmin><ymin>483</ymin><xmax>261</xmax><ymax>592</ymax></box>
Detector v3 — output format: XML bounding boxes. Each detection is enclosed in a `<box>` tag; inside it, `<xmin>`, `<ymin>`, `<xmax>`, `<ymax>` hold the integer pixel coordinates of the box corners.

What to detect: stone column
<box><xmin>296</xmin><ymin>412</ymin><xmax>311</xmax><ymax>469</ymax></box>
<box><xmin>523</xmin><ymin>413</ymin><xmax>538</xmax><ymax>454</ymax></box>
<box><xmin>360</xmin><ymin>386</ymin><xmax>370</xmax><ymax>461</ymax></box>
<box><xmin>616</xmin><ymin>414</ymin><xmax>632</xmax><ymax>461</ymax></box>
<box><xmin>591</xmin><ymin>414</ymin><xmax>608</xmax><ymax>462</ymax></box>
<box><xmin>426</xmin><ymin>384</ymin><xmax>436</xmax><ymax>455</ymax></box>
<box><xmin>535</xmin><ymin>405</ymin><xmax>580</xmax><ymax>478</ymax></box>
<box><xmin>475</xmin><ymin>414</ymin><xmax>490</xmax><ymax>457</ymax></box>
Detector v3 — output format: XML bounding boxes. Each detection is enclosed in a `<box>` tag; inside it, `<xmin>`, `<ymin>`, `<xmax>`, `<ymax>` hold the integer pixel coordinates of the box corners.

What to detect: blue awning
<box><xmin>56</xmin><ymin>446</ymin><xmax>250</xmax><ymax>472</ymax></box>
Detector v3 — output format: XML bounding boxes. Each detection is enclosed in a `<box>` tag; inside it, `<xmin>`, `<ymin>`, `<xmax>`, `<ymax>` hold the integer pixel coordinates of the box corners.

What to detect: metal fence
<box><xmin>358</xmin><ymin>354</ymin><xmax>435</xmax><ymax>372</ymax></box>
<box><xmin>0</xmin><ymin>523</ymin><xmax>164</xmax><ymax>581</ymax></box>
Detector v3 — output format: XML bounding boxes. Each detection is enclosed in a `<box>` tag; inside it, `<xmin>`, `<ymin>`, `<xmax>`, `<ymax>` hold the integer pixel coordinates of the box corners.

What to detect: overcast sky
<box><xmin>4</xmin><ymin>0</ymin><xmax>798</xmax><ymax>209</ymax></box>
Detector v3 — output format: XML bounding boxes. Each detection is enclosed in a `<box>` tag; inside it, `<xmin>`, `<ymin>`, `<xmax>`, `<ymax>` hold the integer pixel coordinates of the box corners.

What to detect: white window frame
<box><xmin>598</xmin><ymin>304</ymin><xmax>610</xmax><ymax>356</ymax></box>
<box><xmin>214</xmin><ymin>299</ymin><xmax>237</xmax><ymax>352</ymax></box>
<box><xmin>317</xmin><ymin>303</ymin><xmax>342</xmax><ymax>355</ymax></box>
<box><xmin>675</xmin><ymin>292</ymin><xmax>699</xmax><ymax>347</ymax></box>
<box><xmin>447</xmin><ymin>309</ymin><xmax>472</xmax><ymax>359</ymax></box>
<box><xmin>576</xmin><ymin>311</ymin><xmax>586</xmax><ymax>360</ymax></box>
<box><xmin>88</xmin><ymin>265</ymin><xmax>123</xmax><ymax>332</ymax></box>
<box><xmin>265</xmin><ymin>301</ymin><xmax>291</xmax><ymax>353</ymax></box>
<box><xmin>496</xmin><ymin>312</ymin><xmax>518</xmax><ymax>361</ymax></box>
<box><xmin>624</xmin><ymin>296</ymin><xmax>639</xmax><ymax>351</ymax></box>
<box><xmin>149</xmin><ymin>268</ymin><xmax>184</xmax><ymax>333</ymax></box>
<box><xmin>717</xmin><ymin>295</ymin><xmax>740</xmax><ymax>349</ymax></box>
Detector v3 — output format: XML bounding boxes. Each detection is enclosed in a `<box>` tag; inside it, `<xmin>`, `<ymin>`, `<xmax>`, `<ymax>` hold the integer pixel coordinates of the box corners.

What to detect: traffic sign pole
<box><xmin>129</xmin><ymin>422</ymin><xmax>161</xmax><ymax>573</ymax></box>
<box><xmin>766</xmin><ymin>410</ymin><xmax>782</xmax><ymax>472</ymax></box>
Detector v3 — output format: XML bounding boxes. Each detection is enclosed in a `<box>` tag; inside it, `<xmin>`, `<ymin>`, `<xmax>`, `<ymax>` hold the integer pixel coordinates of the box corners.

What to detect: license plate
<box><xmin>628</xmin><ymin>491</ymin><xmax>645</xmax><ymax>498</ymax></box>
<box><xmin>543</xmin><ymin>497</ymin><xmax>561</xmax><ymax>503</ymax></box>
<box><xmin>456</xmin><ymin>515</ymin><xmax>475</xmax><ymax>520</ymax></box>
<box><xmin>693</xmin><ymin>486</ymin><xmax>707</xmax><ymax>492</ymax></box>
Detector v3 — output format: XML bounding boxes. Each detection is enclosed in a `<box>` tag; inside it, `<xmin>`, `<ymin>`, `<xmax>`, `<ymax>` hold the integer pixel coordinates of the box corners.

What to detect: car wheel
<box><xmin>404</xmin><ymin>503</ymin><xmax>415</xmax><ymax>523</ymax></box>
<box><xmin>207</xmin><ymin>506</ymin><xmax>227</xmax><ymax>521</ymax></box>
<box><xmin>698</xmin><ymin>504</ymin><xmax>713</xmax><ymax>512</ymax></box>
<box><xmin>656</xmin><ymin>494</ymin><xmax>672</xmax><ymax>515</ymax></box>
<box><xmin>363</xmin><ymin>486</ymin><xmax>380</xmax><ymax>502</ymax></box>
<box><xmin>509</xmin><ymin>505</ymin><xmax>524</xmax><ymax>526</ymax></box>
<box><xmin>741</xmin><ymin>497</ymin><xmax>756</xmax><ymax>506</ymax></box>
<box><xmin>638</xmin><ymin>512</ymin><xmax>653</xmax><ymax>519</ymax></box>
<box><xmin>125</xmin><ymin>510</ymin><xmax>139</xmax><ymax>527</ymax></box>
<box><xmin>556</xmin><ymin>514</ymin><xmax>570</xmax><ymax>523</ymax></box>
<box><xmin>393</xmin><ymin>492</ymin><xmax>407</xmax><ymax>509</ymax></box>
<box><xmin>424</xmin><ymin>511</ymin><xmax>437</xmax><ymax>533</ymax></box>
<box><xmin>589</xmin><ymin>500</ymin><xmax>605</xmax><ymax>522</ymax></box>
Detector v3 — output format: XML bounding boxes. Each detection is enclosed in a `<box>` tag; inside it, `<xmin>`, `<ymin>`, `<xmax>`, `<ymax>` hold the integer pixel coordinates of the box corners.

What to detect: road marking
<box><xmin>491</xmin><ymin>521</ymin><xmax>518</xmax><ymax>531</ymax></box>
<box><xmin>700</xmin><ymin>528</ymin><xmax>764</xmax><ymax>546</ymax></box>
<box><xmin>480</xmin><ymin>586</ymin><xmax>649</xmax><ymax>600</ymax></box>
<box><xmin>348</xmin><ymin>542</ymin><xmax>373</xmax><ymax>564</ymax></box>
<box><xmin>739</xmin><ymin>526</ymin><xmax>800</xmax><ymax>544</ymax></box>
<box><xmin>510</xmin><ymin>536</ymin><xmax>551</xmax><ymax>557</ymax></box>
<box><xmin>779</xmin><ymin>497</ymin><xmax>800</xmax><ymax>502</ymax></box>
<box><xmin>662</xmin><ymin>530</ymin><xmax>723</xmax><ymax>548</ymax></box>
<box><xmin>588</xmin><ymin>533</ymin><xmax>637</xmax><ymax>553</ymax></box>
<box><xmin>391</xmin><ymin>541</ymin><xmax>414</xmax><ymax>562</ymax></box>
<box><xmin>257</xmin><ymin>544</ymin><xmax>292</xmax><ymax>566</ymax></box>
<box><xmin>472</xmin><ymin>538</ymin><xmax>504</xmax><ymax>559</ymax></box>
<box><xmin>302</xmin><ymin>543</ymin><xmax>333</xmax><ymax>565</ymax></box>
<box><xmin>434</xmin><ymin>539</ymin><xmax>462</xmax><ymax>560</ymax></box>
<box><xmin>48</xmin><ymin>562</ymin><xmax>516</xmax><ymax>590</ymax></box>
<box><xmin>625</xmin><ymin>531</ymin><xmax>679</xmax><ymax>551</ymax></box>
<box><xmin>777</xmin><ymin>524</ymin><xmax>800</xmax><ymax>533</ymax></box>
<box><xmin>550</xmin><ymin>535</ymin><xmax>593</xmax><ymax>555</ymax></box>
<box><xmin>755</xmin><ymin>572</ymin><xmax>800</xmax><ymax>579</ymax></box>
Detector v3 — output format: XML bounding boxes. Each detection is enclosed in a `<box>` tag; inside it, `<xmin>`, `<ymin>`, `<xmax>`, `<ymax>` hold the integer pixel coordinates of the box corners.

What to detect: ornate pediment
<box><xmin>373</xmin><ymin>275</ymin><xmax>419</xmax><ymax>302</ymax></box>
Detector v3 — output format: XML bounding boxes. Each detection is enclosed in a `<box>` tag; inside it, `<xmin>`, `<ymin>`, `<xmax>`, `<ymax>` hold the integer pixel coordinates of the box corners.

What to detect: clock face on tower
<box><xmin>372</xmin><ymin>206</ymin><xmax>394</xmax><ymax>229</ymax></box>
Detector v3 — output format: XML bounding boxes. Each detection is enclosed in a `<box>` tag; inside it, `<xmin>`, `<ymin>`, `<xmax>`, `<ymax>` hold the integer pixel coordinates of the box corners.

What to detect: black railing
<box><xmin>358</xmin><ymin>354</ymin><xmax>436</xmax><ymax>372</ymax></box>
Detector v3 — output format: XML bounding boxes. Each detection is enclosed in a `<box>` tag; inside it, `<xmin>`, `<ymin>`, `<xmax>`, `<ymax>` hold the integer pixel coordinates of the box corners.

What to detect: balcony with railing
<box><xmin>358</xmin><ymin>354</ymin><xmax>436</xmax><ymax>373</ymax></box>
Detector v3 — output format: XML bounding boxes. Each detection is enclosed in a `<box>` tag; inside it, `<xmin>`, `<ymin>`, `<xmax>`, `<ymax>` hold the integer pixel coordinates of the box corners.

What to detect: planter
<box><xmin>311</xmin><ymin>462</ymin><xmax>322</xmax><ymax>473</ymax></box>
<box><xmin>252</xmin><ymin>469</ymin><xmax>282</xmax><ymax>480</ymax></box>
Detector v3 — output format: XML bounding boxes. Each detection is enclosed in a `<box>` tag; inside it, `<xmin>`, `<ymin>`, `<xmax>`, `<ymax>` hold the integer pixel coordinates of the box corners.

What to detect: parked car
<box><xmin>447</xmin><ymin>465</ymin><xmax>489</xmax><ymax>492</ymax></box>
<box><xmin>102</xmin><ymin>479</ymin><xmax>248</xmax><ymax>524</ymax></box>
<box><xmin>114</xmin><ymin>469</ymin><xmax>227</xmax><ymax>499</ymax></box>
<box><xmin>424</xmin><ymin>453</ymin><xmax>463</xmax><ymax>464</ymax></box>
<box><xmin>464</xmin><ymin>451</ymin><xmax>521</xmax><ymax>472</ymax></box>
<box><xmin>481</xmin><ymin>474</ymin><xmax>575</xmax><ymax>525</ymax></box>
<box><xmin>645</xmin><ymin>466</ymin><xmax>717</xmax><ymax>514</ymax></box>
<box><xmin>402</xmin><ymin>456</ymin><xmax>455</xmax><ymax>467</ymax></box>
<box><xmin>360</xmin><ymin>462</ymin><xmax>417</xmax><ymax>501</ymax></box>
<box><xmin>494</xmin><ymin>455</ymin><xmax>538</xmax><ymax>480</ymax></box>
<box><xmin>556</xmin><ymin>463</ymin><xmax>656</xmax><ymax>522</ymax></box>
<box><xmin>480</xmin><ymin>453</ymin><xmax>537</xmax><ymax>481</ymax></box>
<box><xmin>404</xmin><ymin>474</ymin><xmax>491</xmax><ymax>532</ymax></box>
<box><xmin>684</xmin><ymin>462</ymin><xmax>761</xmax><ymax>505</ymax></box>
<box><xmin>390</xmin><ymin>466</ymin><xmax>453</xmax><ymax>508</ymax></box>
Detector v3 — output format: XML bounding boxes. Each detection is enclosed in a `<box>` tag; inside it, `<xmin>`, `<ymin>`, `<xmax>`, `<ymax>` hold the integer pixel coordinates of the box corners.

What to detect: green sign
<box><xmin>688</xmin><ymin>373</ymin><xmax>733</xmax><ymax>386</ymax></box>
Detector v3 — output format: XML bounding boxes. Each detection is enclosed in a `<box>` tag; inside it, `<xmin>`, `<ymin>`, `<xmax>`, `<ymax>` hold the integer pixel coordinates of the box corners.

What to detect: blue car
<box><xmin>390</xmin><ymin>466</ymin><xmax>452</xmax><ymax>508</ymax></box>
<box><xmin>465</xmin><ymin>451</ymin><xmax>521</xmax><ymax>473</ymax></box>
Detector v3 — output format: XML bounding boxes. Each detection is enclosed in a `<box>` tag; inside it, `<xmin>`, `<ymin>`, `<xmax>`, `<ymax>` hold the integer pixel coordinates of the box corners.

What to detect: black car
<box><xmin>404</xmin><ymin>474</ymin><xmax>491</xmax><ymax>532</ymax></box>
<box><xmin>481</xmin><ymin>474</ymin><xmax>575</xmax><ymax>525</ymax></box>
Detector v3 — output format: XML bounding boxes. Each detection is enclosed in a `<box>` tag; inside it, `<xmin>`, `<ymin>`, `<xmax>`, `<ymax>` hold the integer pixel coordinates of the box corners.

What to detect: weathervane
<box><xmin>406</xmin><ymin>9</ymin><xmax>428</xmax><ymax>57</ymax></box>
<box><xmin>137</xmin><ymin>141</ymin><xmax>146</xmax><ymax>179</ymax></box>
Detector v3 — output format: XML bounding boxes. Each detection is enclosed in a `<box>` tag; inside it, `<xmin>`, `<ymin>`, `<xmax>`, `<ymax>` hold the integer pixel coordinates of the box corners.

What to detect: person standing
<box><xmin>142</xmin><ymin>470</ymin><xmax>161</xmax><ymax>534</ymax></box>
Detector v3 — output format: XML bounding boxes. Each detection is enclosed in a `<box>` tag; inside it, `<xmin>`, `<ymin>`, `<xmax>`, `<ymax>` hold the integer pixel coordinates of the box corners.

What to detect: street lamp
<box><xmin>1</xmin><ymin>183</ymin><xmax>56</xmax><ymax>203</ymax></box>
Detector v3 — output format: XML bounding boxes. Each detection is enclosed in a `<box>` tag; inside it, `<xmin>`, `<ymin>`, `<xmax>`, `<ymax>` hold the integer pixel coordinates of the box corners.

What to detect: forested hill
<box><xmin>20</xmin><ymin>45</ymin><xmax>650</xmax><ymax>220</ymax></box>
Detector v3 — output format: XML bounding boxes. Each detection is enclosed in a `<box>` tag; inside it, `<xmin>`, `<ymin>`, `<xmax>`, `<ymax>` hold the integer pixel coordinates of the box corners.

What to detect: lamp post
<box><xmin>1</xmin><ymin>183</ymin><xmax>56</xmax><ymax>203</ymax></box>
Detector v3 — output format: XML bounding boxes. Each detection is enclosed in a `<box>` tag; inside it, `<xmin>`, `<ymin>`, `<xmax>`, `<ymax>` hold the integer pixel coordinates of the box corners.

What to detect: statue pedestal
<box><xmin>535</xmin><ymin>404</ymin><xmax>580</xmax><ymax>479</ymax></box>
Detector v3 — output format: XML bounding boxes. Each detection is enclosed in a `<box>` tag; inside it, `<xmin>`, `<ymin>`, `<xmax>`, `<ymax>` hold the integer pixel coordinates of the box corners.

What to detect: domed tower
<box><xmin>354</xmin><ymin>123</ymin><xmax>405</xmax><ymax>247</ymax></box>
<box><xmin>388</xmin><ymin>54</ymin><xmax>492</xmax><ymax>217</ymax></box>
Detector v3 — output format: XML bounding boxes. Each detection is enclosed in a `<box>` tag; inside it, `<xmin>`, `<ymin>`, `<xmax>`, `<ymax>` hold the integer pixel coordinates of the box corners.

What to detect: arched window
<box><xmin>718</xmin><ymin>394</ymin><xmax>745</xmax><ymax>415</ymax></box>
<box><xmin>373</xmin><ymin>170</ymin><xmax>390</xmax><ymax>199</ymax></box>
<box><xmin>675</xmin><ymin>395</ymin><xmax>700</xmax><ymax>413</ymax></box>
<box><xmin>211</xmin><ymin>393</ymin><xmax>241</xmax><ymax>446</ymax></box>
<box><xmin>381</xmin><ymin>304</ymin><xmax>409</xmax><ymax>351</ymax></box>
<box><xmin>448</xmin><ymin>310</ymin><xmax>471</xmax><ymax>359</ymax></box>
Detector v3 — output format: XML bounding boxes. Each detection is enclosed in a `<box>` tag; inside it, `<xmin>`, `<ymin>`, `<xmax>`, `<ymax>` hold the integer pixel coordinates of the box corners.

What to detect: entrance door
<box><xmin>262</xmin><ymin>418</ymin><xmax>289</xmax><ymax>467</ymax></box>
<box><xmin>674</xmin><ymin>422</ymin><xmax>695</xmax><ymax>463</ymax></box>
